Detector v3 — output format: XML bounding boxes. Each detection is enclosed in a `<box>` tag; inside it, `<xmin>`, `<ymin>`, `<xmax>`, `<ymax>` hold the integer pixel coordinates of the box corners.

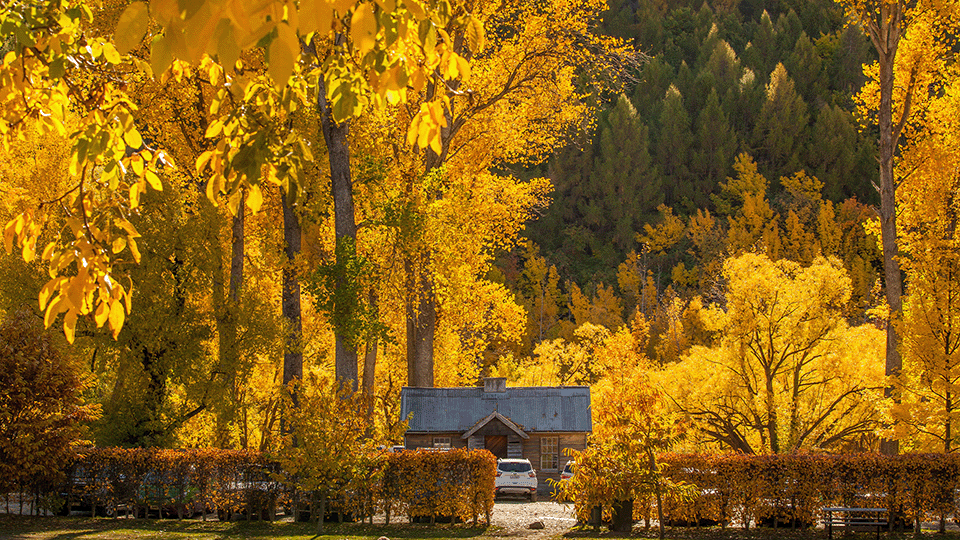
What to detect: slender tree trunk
<box><xmin>362</xmin><ymin>289</ymin><xmax>378</xmax><ymax>422</ymax></box>
<box><xmin>317</xmin><ymin>80</ymin><xmax>360</xmax><ymax>390</ymax></box>
<box><xmin>404</xmin><ymin>140</ymin><xmax>445</xmax><ymax>388</ymax></box>
<box><xmin>946</xmin><ymin>390</ymin><xmax>952</xmax><ymax>453</ymax></box>
<box><xmin>230</xmin><ymin>199</ymin><xmax>245</xmax><ymax>303</ymax></box>
<box><xmin>765</xmin><ymin>373</ymin><xmax>780</xmax><ymax>454</ymax></box>
<box><xmin>281</xmin><ymin>189</ymin><xmax>303</xmax><ymax>397</ymax></box>
<box><xmin>406</xmin><ymin>252</ymin><xmax>435</xmax><ymax>387</ymax></box>
<box><xmin>227</xmin><ymin>201</ymin><xmax>244</xmax><ymax>438</ymax></box>
<box><xmin>859</xmin><ymin>1</ymin><xmax>906</xmax><ymax>455</ymax></box>
<box><xmin>878</xmin><ymin>43</ymin><xmax>903</xmax><ymax>454</ymax></box>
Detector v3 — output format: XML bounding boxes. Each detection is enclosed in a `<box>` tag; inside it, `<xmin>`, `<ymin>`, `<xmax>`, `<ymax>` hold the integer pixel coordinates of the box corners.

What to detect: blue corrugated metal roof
<box><xmin>400</xmin><ymin>385</ymin><xmax>592</xmax><ymax>433</ymax></box>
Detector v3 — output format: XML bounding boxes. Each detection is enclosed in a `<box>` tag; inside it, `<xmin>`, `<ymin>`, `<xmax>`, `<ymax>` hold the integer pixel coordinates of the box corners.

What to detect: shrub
<box><xmin>0</xmin><ymin>307</ymin><xmax>99</xmax><ymax>511</ymax></box>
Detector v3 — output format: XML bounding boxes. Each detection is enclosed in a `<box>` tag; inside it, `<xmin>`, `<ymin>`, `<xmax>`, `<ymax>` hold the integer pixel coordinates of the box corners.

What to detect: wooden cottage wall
<box><xmin>404</xmin><ymin>433</ymin><xmax>466</xmax><ymax>450</ymax></box>
<box><xmin>522</xmin><ymin>433</ymin><xmax>588</xmax><ymax>488</ymax></box>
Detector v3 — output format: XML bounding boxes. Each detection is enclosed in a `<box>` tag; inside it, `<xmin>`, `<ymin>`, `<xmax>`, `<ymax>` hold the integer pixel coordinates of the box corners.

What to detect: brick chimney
<box><xmin>483</xmin><ymin>377</ymin><xmax>507</xmax><ymax>393</ymax></box>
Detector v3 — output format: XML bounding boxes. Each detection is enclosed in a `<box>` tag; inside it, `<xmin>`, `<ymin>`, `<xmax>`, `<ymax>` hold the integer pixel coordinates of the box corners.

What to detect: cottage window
<box><xmin>540</xmin><ymin>436</ymin><xmax>558</xmax><ymax>470</ymax></box>
<box><xmin>433</xmin><ymin>436</ymin><xmax>451</xmax><ymax>448</ymax></box>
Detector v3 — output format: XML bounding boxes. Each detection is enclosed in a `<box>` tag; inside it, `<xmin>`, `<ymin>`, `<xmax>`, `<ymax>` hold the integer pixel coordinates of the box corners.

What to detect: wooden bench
<box><xmin>822</xmin><ymin>507</ymin><xmax>888</xmax><ymax>539</ymax></box>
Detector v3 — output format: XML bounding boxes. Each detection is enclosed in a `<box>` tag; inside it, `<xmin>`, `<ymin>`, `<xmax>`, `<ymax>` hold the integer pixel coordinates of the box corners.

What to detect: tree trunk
<box><xmin>861</xmin><ymin>1</ymin><xmax>906</xmax><ymax>456</ymax></box>
<box><xmin>648</xmin><ymin>449</ymin><xmax>665</xmax><ymax>540</ymax></box>
<box><xmin>281</xmin><ymin>188</ymin><xmax>303</xmax><ymax>397</ymax></box>
<box><xmin>946</xmin><ymin>389</ymin><xmax>952</xmax><ymax>453</ymax></box>
<box><xmin>213</xmin><ymin>199</ymin><xmax>245</xmax><ymax>447</ymax></box>
<box><xmin>404</xmin><ymin>141</ymin><xmax>444</xmax><ymax>388</ymax></box>
<box><xmin>318</xmin><ymin>79</ymin><xmax>359</xmax><ymax>390</ymax></box>
<box><xmin>765</xmin><ymin>374</ymin><xmax>780</xmax><ymax>454</ymax></box>
<box><xmin>230</xmin><ymin>198</ymin><xmax>245</xmax><ymax>303</ymax></box>
<box><xmin>406</xmin><ymin>252</ymin><xmax>435</xmax><ymax>387</ymax></box>
<box><xmin>611</xmin><ymin>499</ymin><xmax>634</xmax><ymax>533</ymax></box>
<box><xmin>362</xmin><ymin>292</ymin><xmax>378</xmax><ymax>422</ymax></box>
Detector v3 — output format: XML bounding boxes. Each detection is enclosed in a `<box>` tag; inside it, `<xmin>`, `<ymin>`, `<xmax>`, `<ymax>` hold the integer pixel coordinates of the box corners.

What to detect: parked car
<box><xmin>495</xmin><ymin>459</ymin><xmax>538</xmax><ymax>502</ymax></box>
<box><xmin>550</xmin><ymin>460</ymin><xmax>577</xmax><ymax>502</ymax></box>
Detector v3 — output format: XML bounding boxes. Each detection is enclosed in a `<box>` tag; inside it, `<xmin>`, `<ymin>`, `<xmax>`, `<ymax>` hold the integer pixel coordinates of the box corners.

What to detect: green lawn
<box><xmin>0</xmin><ymin>516</ymin><xmax>502</xmax><ymax>540</ymax></box>
<box><xmin>4</xmin><ymin>516</ymin><xmax>960</xmax><ymax>540</ymax></box>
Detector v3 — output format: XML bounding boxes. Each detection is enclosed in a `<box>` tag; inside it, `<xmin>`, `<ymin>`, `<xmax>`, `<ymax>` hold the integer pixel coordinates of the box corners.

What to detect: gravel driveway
<box><xmin>489</xmin><ymin>499</ymin><xmax>578</xmax><ymax>538</ymax></box>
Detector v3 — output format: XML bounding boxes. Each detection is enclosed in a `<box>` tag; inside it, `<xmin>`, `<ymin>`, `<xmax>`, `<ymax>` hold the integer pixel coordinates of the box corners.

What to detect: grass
<box><xmin>4</xmin><ymin>516</ymin><xmax>960</xmax><ymax>540</ymax></box>
<box><xmin>0</xmin><ymin>516</ymin><xmax>504</xmax><ymax>540</ymax></box>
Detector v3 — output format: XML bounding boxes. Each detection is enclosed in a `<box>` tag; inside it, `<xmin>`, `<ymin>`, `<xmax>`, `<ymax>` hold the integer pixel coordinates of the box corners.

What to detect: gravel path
<box><xmin>488</xmin><ymin>499</ymin><xmax>578</xmax><ymax>538</ymax></box>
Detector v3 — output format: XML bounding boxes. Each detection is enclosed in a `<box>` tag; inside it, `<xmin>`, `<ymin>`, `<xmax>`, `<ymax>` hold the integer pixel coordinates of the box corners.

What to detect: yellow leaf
<box><xmin>112</xmin><ymin>236</ymin><xmax>127</xmax><ymax>254</ymax></box>
<box><xmin>41</xmin><ymin>241</ymin><xmax>56</xmax><ymax>261</ymax></box>
<box><xmin>268</xmin><ymin>22</ymin><xmax>298</xmax><ymax>88</ymax></box>
<box><xmin>130</xmin><ymin>182</ymin><xmax>141</xmax><ymax>208</ymax></box>
<box><xmin>247</xmin><ymin>184</ymin><xmax>263</xmax><ymax>213</ymax></box>
<box><xmin>227</xmin><ymin>189</ymin><xmax>241</xmax><ymax>216</ymax></box>
<box><xmin>109</xmin><ymin>299</ymin><xmax>125</xmax><ymax>338</ymax></box>
<box><xmin>64</xmin><ymin>311</ymin><xmax>77</xmax><ymax>344</ymax></box>
<box><xmin>66</xmin><ymin>276</ymin><xmax>84</xmax><ymax>311</ymax></box>
<box><xmin>404</xmin><ymin>0</ymin><xmax>426</xmax><ymax>20</ymax></box>
<box><xmin>3</xmin><ymin>218</ymin><xmax>16</xmax><ymax>254</ymax></box>
<box><xmin>214</xmin><ymin>20</ymin><xmax>241</xmax><ymax>71</ymax></box>
<box><xmin>38</xmin><ymin>280</ymin><xmax>56</xmax><ymax>311</ymax></box>
<box><xmin>299</xmin><ymin>0</ymin><xmax>334</xmax><ymax>37</ymax></box>
<box><xmin>131</xmin><ymin>155</ymin><xmax>145</xmax><ymax>176</ymax></box>
<box><xmin>149</xmin><ymin>0</ymin><xmax>181</xmax><ymax>26</ymax></box>
<box><xmin>145</xmin><ymin>169</ymin><xmax>162</xmax><ymax>191</ymax></box>
<box><xmin>465</xmin><ymin>14</ymin><xmax>485</xmax><ymax>53</ymax></box>
<box><xmin>151</xmin><ymin>33</ymin><xmax>175</xmax><ymax>76</ymax></box>
<box><xmin>442</xmin><ymin>52</ymin><xmax>458</xmax><ymax>79</ymax></box>
<box><xmin>123</xmin><ymin>128</ymin><xmax>143</xmax><ymax>149</ymax></box>
<box><xmin>22</xmin><ymin>239</ymin><xmax>35</xmax><ymax>262</ymax></box>
<box><xmin>44</xmin><ymin>297</ymin><xmax>62</xmax><ymax>329</ymax></box>
<box><xmin>94</xmin><ymin>300</ymin><xmax>109</xmax><ymax>327</ymax></box>
<box><xmin>205</xmin><ymin>119</ymin><xmax>224</xmax><ymax>138</ymax></box>
<box><xmin>128</xmin><ymin>238</ymin><xmax>141</xmax><ymax>263</ymax></box>
<box><xmin>124</xmin><ymin>280</ymin><xmax>133</xmax><ymax>313</ymax></box>
<box><xmin>115</xmin><ymin>218</ymin><xmax>141</xmax><ymax>238</ymax></box>
<box><xmin>351</xmin><ymin>2</ymin><xmax>377</xmax><ymax>54</ymax></box>
<box><xmin>101</xmin><ymin>42</ymin><xmax>122</xmax><ymax>64</ymax></box>
<box><xmin>196</xmin><ymin>150</ymin><xmax>214</xmax><ymax>172</ymax></box>
<box><xmin>115</xmin><ymin>2</ymin><xmax>150</xmax><ymax>55</ymax></box>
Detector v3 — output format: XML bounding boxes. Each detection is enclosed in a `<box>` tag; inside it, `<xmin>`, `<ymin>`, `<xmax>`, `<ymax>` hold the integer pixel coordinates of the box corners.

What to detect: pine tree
<box><xmin>752</xmin><ymin>63</ymin><xmax>809</xmax><ymax>182</ymax></box>
<box><xmin>807</xmin><ymin>103</ymin><xmax>875</xmax><ymax>201</ymax></box>
<box><xmin>657</xmin><ymin>85</ymin><xmax>694</xmax><ymax>208</ymax></box>
<box><xmin>691</xmin><ymin>89</ymin><xmax>738</xmax><ymax>209</ymax></box>
<box><xmin>786</xmin><ymin>32</ymin><xmax>825</xmax><ymax>104</ymax></box>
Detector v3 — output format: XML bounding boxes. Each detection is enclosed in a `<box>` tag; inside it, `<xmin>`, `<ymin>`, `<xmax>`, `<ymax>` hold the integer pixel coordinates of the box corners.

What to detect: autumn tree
<box><xmin>892</xmin><ymin>70</ymin><xmax>960</xmax><ymax>453</ymax></box>
<box><xmin>0</xmin><ymin>308</ymin><xmax>99</xmax><ymax>502</ymax></box>
<box><xmin>273</xmin><ymin>374</ymin><xmax>400</xmax><ymax>533</ymax></box>
<box><xmin>0</xmin><ymin>0</ymin><xmax>481</xmax><ymax>380</ymax></box>
<box><xmin>661</xmin><ymin>253</ymin><xmax>884</xmax><ymax>453</ymax></box>
<box><xmin>557</xmin><ymin>370</ymin><xmax>688</xmax><ymax>536</ymax></box>
<box><xmin>840</xmin><ymin>0</ymin><xmax>959</xmax><ymax>454</ymax></box>
<box><xmin>370</xmin><ymin>0</ymin><xmax>635</xmax><ymax>387</ymax></box>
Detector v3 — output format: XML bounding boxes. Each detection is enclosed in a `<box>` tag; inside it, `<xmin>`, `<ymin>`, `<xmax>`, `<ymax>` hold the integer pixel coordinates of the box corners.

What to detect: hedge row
<box><xmin>56</xmin><ymin>448</ymin><xmax>280</xmax><ymax>519</ymax></box>
<box><xmin>652</xmin><ymin>453</ymin><xmax>960</xmax><ymax>529</ymax></box>
<box><xmin>38</xmin><ymin>447</ymin><xmax>495</xmax><ymax>523</ymax></box>
<box><xmin>381</xmin><ymin>448</ymin><xmax>496</xmax><ymax>525</ymax></box>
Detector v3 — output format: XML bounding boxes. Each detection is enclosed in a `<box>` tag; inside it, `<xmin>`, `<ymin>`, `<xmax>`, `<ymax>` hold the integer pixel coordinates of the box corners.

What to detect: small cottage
<box><xmin>399</xmin><ymin>377</ymin><xmax>592</xmax><ymax>488</ymax></box>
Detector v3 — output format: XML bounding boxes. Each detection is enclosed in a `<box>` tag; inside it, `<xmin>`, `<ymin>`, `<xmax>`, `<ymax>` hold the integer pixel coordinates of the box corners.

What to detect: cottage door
<box><xmin>484</xmin><ymin>435</ymin><xmax>508</xmax><ymax>458</ymax></box>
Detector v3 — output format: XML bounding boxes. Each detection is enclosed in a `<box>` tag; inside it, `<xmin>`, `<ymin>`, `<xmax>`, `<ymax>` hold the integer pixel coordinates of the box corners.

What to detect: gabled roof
<box><xmin>461</xmin><ymin>411</ymin><xmax>529</xmax><ymax>440</ymax></box>
<box><xmin>400</xmin><ymin>385</ymin><xmax>592</xmax><ymax>433</ymax></box>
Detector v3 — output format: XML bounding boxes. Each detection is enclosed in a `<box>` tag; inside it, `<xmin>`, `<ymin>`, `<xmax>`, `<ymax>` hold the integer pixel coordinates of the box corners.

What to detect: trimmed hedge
<box><xmin>56</xmin><ymin>448</ymin><xmax>282</xmax><ymax>519</ymax></box>
<box><xmin>654</xmin><ymin>453</ymin><xmax>960</xmax><ymax>529</ymax></box>
<box><xmin>381</xmin><ymin>448</ymin><xmax>496</xmax><ymax>525</ymax></box>
<box><xmin>38</xmin><ymin>447</ymin><xmax>495</xmax><ymax>524</ymax></box>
